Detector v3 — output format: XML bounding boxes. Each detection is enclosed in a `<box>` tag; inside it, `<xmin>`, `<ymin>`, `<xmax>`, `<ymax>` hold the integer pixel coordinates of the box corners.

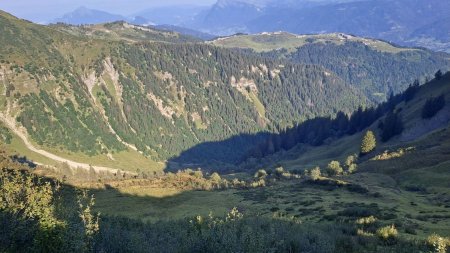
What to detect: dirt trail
<box><xmin>0</xmin><ymin>110</ymin><xmax>123</xmax><ymax>174</ymax></box>
<box><xmin>0</xmin><ymin>67</ymin><xmax>132</xmax><ymax>174</ymax></box>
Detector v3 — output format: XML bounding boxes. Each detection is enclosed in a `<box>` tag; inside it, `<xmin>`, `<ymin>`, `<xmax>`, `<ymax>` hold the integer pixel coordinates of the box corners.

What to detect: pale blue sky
<box><xmin>0</xmin><ymin>0</ymin><xmax>216</xmax><ymax>23</ymax></box>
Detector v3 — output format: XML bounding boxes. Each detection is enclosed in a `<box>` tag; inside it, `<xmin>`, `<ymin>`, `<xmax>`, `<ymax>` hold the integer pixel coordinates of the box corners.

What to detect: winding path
<box><xmin>0</xmin><ymin>111</ymin><xmax>123</xmax><ymax>174</ymax></box>
<box><xmin>0</xmin><ymin>68</ymin><xmax>128</xmax><ymax>174</ymax></box>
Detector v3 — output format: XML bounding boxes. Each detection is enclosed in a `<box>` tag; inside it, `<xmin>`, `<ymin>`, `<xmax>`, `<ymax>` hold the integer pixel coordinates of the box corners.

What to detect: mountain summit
<box><xmin>52</xmin><ymin>6</ymin><xmax>125</xmax><ymax>25</ymax></box>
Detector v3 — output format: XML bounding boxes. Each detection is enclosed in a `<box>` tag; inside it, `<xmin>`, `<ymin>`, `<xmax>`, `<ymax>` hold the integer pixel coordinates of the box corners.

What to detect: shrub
<box><xmin>192</xmin><ymin>169</ymin><xmax>203</xmax><ymax>179</ymax></box>
<box><xmin>356</xmin><ymin>216</ymin><xmax>377</xmax><ymax>225</ymax></box>
<box><xmin>250</xmin><ymin>178</ymin><xmax>266</xmax><ymax>188</ymax></box>
<box><xmin>254</xmin><ymin>169</ymin><xmax>268</xmax><ymax>179</ymax></box>
<box><xmin>274</xmin><ymin>167</ymin><xmax>285</xmax><ymax>177</ymax></box>
<box><xmin>209</xmin><ymin>172</ymin><xmax>221</xmax><ymax>182</ymax></box>
<box><xmin>427</xmin><ymin>233</ymin><xmax>449</xmax><ymax>253</ymax></box>
<box><xmin>345</xmin><ymin>154</ymin><xmax>358</xmax><ymax>173</ymax></box>
<box><xmin>376</xmin><ymin>225</ymin><xmax>398</xmax><ymax>240</ymax></box>
<box><xmin>327</xmin><ymin>161</ymin><xmax>343</xmax><ymax>176</ymax></box>
<box><xmin>345</xmin><ymin>154</ymin><xmax>357</xmax><ymax>167</ymax></box>
<box><xmin>357</xmin><ymin>229</ymin><xmax>373</xmax><ymax>237</ymax></box>
<box><xmin>348</xmin><ymin>164</ymin><xmax>357</xmax><ymax>174</ymax></box>
<box><xmin>281</xmin><ymin>172</ymin><xmax>292</xmax><ymax>179</ymax></box>
<box><xmin>361</xmin><ymin>131</ymin><xmax>376</xmax><ymax>154</ymax></box>
<box><xmin>225</xmin><ymin>207</ymin><xmax>243</xmax><ymax>222</ymax></box>
<box><xmin>310</xmin><ymin>167</ymin><xmax>321</xmax><ymax>181</ymax></box>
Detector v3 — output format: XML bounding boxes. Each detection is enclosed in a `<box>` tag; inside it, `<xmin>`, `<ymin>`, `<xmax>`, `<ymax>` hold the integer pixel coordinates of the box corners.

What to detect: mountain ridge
<box><xmin>195</xmin><ymin>0</ymin><xmax>450</xmax><ymax>52</ymax></box>
<box><xmin>0</xmin><ymin>10</ymin><xmax>368</xmax><ymax>172</ymax></box>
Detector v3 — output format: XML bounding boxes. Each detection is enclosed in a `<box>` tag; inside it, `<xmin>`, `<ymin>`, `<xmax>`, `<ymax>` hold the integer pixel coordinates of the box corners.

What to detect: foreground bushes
<box><xmin>0</xmin><ymin>152</ymin><xmax>99</xmax><ymax>253</ymax></box>
<box><xmin>0</xmin><ymin>153</ymin><xmax>442</xmax><ymax>253</ymax></box>
<box><xmin>93</xmin><ymin>213</ymin><xmax>435</xmax><ymax>253</ymax></box>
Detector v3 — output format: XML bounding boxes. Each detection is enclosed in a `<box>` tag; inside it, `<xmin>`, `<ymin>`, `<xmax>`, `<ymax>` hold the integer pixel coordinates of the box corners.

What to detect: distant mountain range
<box><xmin>52</xmin><ymin>6</ymin><xmax>125</xmax><ymax>25</ymax></box>
<box><xmin>193</xmin><ymin>0</ymin><xmax>450</xmax><ymax>52</ymax></box>
<box><xmin>51</xmin><ymin>0</ymin><xmax>450</xmax><ymax>52</ymax></box>
<box><xmin>52</xmin><ymin>5</ymin><xmax>208</xmax><ymax>27</ymax></box>
<box><xmin>51</xmin><ymin>6</ymin><xmax>214</xmax><ymax>40</ymax></box>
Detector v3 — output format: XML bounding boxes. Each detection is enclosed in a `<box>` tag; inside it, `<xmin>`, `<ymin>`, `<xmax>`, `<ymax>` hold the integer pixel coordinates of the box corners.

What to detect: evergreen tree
<box><xmin>403</xmin><ymin>80</ymin><xmax>419</xmax><ymax>103</ymax></box>
<box><xmin>381</xmin><ymin>112</ymin><xmax>404</xmax><ymax>142</ymax></box>
<box><xmin>435</xmin><ymin>70</ymin><xmax>443</xmax><ymax>80</ymax></box>
<box><xmin>422</xmin><ymin>94</ymin><xmax>446</xmax><ymax>119</ymax></box>
<box><xmin>361</xmin><ymin>130</ymin><xmax>376</xmax><ymax>154</ymax></box>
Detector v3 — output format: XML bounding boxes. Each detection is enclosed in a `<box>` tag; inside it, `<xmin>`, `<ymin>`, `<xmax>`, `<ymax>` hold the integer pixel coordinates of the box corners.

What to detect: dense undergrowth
<box><xmin>1</xmin><ymin>150</ymin><xmax>449</xmax><ymax>253</ymax></box>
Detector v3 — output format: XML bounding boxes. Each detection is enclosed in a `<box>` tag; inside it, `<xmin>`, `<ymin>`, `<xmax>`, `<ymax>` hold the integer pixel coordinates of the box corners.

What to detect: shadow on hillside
<box><xmin>166</xmin><ymin>114</ymin><xmax>373</xmax><ymax>172</ymax></box>
<box><xmin>165</xmin><ymin>132</ymin><xmax>270</xmax><ymax>172</ymax></box>
<box><xmin>166</xmin><ymin>113</ymin><xmax>375</xmax><ymax>172</ymax></box>
<box><xmin>167</xmin><ymin>72</ymin><xmax>450</xmax><ymax>173</ymax></box>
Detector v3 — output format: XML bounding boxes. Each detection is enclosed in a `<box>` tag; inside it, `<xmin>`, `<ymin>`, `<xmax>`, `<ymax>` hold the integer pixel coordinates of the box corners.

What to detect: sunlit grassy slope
<box><xmin>51</xmin><ymin>21</ymin><xmax>200</xmax><ymax>43</ymax></box>
<box><xmin>211</xmin><ymin>32</ymin><xmax>415</xmax><ymax>53</ymax></box>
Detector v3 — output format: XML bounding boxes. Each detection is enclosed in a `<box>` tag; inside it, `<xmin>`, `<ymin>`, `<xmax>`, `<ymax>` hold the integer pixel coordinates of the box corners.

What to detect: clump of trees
<box><xmin>422</xmin><ymin>94</ymin><xmax>446</xmax><ymax>119</ymax></box>
<box><xmin>380</xmin><ymin>111</ymin><xmax>404</xmax><ymax>142</ymax></box>
<box><xmin>403</xmin><ymin>79</ymin><xmax>420</xmax><ymax>103</ymax></box>
<box><xmin>345</xmin><ymin>154</ymin><xmax>358</xmax><ymax>174</ymax></box>
<box><xmin>434</xmin><ymin>70</ymin><xmax>443</xmax><ymax>80</ymax></box>
<box><xmin>361</xmin><ymin>131</ymin><xmax>376</xmax><ymax>155</ymax></box>
<box><xmin>0</xmin><ymin>153</ymin><xmax>100</xmax><ymax>252</ymax></box>
<box><xmin>327</xmin><ymin>161</ymin><xmax>343</xmax><ymax>176</ymax></box>
<box><xmin>247</xmin><ymin>72</ymin><xmax>436</xmax><ymax>162</ymax></box>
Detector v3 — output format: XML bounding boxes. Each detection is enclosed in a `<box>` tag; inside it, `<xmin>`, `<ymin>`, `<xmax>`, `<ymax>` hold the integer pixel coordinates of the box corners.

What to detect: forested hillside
<box><xmin>245</xmin><ymin>71</ymin><xmax>450</xmax><ymax>174</ymax></box>
<box><xmin>0</xmin><ymin>11</ymin><xmax>365</xmax><ymax>170</ymax></box>
<box><xmin>212</xmin><ymin>33</ymin><xmax>450</xmax><ymax>102</ymax></box>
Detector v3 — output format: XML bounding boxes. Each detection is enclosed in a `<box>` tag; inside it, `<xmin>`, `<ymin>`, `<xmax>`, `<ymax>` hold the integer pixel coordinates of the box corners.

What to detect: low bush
<box><xmin>376</xmin><ymin>225</ymin><xmax>398</xmax><ymax>241</ymax></box>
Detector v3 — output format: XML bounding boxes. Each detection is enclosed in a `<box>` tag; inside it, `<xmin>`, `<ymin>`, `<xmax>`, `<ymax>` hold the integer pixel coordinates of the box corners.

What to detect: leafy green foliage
<box><xmin>0</xmin><ymin>152</ymin><xmax>100</xmax><ymax>252</ymax></box>
<box><xmin>0</xmin><ymin>126</ymin><xmax>12</xmax><ymax>144</ymax></box>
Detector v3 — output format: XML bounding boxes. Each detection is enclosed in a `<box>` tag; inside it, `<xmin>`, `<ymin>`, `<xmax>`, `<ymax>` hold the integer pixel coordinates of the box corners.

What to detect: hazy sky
<box><xmin>0</xmin><ymin>0</ymin><xmax>216</xmax><ymax>23</ymax></box>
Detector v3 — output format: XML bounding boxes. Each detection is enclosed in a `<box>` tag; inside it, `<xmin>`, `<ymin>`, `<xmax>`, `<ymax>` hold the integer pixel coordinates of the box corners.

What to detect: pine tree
<box><xmin>422</xmin><ymin>94</ymin><xmax>446</xmax><ymax>119</ymax></box>
<box><xmin>435</xmin><ymin>69</ymin><xmax>443</xmax><ymax>80</ymax></box>
<box><xmin>381</xmin><ymin>112</ymin><xmax>403</xmax><ymax>142</ymax></box>
<box><xmin>361</xmin><ymin>130</ymin><xmax>376</xmax><ymax>154</ymax></box>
